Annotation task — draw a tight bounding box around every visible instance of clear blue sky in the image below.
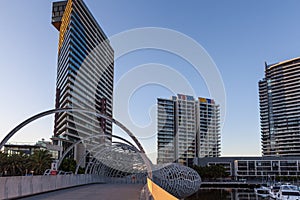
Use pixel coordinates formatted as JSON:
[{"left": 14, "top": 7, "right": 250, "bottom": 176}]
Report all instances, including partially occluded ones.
[{"left": 1, "top": 0, "right": 300, "bottom": 162}]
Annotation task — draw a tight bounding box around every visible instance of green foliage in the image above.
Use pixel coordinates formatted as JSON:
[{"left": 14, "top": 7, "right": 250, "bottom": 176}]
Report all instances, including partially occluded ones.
[
  {"left": 28, "top": 149, "right": 52, "bottom": 175},
  {"left": 7, "top": 153, "right": 30, "bottom": 176},
  {"left": 0, "top": 149, "right": 52, "bottom": 176},
  {"left": 60, "top": 158, "right": 85, "bottom": 174},
  {"left": 77, "top": 167, "right": 85, "bottom": 174},
  {"left": 192, "top": 165, "right": 229, "bottom": 181},
  {"left": 0, "top": 152, "right": 9, "bottom": 175},
  {"left": 60, "top": 158, "right": 77, "bottom": 172},
  {"left": 0, "top": 152, "right": 30, "bottom": 176}
]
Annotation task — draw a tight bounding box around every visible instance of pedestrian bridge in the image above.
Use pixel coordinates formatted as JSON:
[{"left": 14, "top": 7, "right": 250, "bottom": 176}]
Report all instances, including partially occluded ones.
[
  {"left": 0, "top": 174, "right": 103, "bottom": 199},
  {"left": 0, "top": 174, "right": 151, "bottom": 199},
  {"left": 0, "top": 174, "right": 182, "bottom": 200},
  {"left": 20, "top": 183, "right": 145, "bottom": 200},
  {"left": 0, "top": 108, "right": 201, "bottom": 200}
]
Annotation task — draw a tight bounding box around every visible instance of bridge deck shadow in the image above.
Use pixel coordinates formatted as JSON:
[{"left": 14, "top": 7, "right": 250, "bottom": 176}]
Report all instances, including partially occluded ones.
[{"left": 20, "top": 183, "right": 145, "bottom": 200}]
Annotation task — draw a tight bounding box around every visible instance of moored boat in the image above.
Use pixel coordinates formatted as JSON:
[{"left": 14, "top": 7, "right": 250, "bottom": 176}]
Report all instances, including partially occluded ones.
[
  {"left": 269, "top": 183, "right": 281, "bottom": 199},
  {"left": 254, "top": 186, "right": 270, "bottom": 198},
  {"left": 276, "top": 184, "right": 300, "bottom": 200}
]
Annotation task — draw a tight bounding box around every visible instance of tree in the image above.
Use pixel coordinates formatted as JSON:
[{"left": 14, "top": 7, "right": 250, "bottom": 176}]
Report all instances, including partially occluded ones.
[
  {"left": 60, "top": 158, "right": 77, "bottom": 172},
  {"left": 60, "top": 158, "right": 85, "bottom": 174},
  {"left": 192, "top": 165, "right": 229, "bottom": 181},
  {"left": 5, "top": 153, "right": 29, "bottom": 176},
  {"left": 28, "top": 149, "right": 52, "bottom": 175},
  {"left": 0, "top": 152, "right": 8, "bottom": 176}
]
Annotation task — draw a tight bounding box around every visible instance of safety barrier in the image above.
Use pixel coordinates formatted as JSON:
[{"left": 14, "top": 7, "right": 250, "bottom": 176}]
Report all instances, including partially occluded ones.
[{"left": 0, "top": 174, "right": 104, "bottom": 199}]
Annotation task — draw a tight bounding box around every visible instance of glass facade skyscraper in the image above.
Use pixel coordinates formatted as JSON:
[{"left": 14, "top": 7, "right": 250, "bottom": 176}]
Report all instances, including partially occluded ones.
[
  {"left": 157, "top": 94, "right": 220, "bottom": 165},
  {"left": 157, "top": 98, "right": 176, "bottom": 164},
  {"left": 51, "top": 0, "right": 114, "bottom": 159},
  {"left": 259, "top": 58, "right": 300, "bottom": 156}
]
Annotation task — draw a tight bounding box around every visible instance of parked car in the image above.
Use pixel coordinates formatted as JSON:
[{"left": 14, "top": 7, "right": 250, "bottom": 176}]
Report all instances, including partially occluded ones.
[{"left": 43, "top": 169, "right": 58, "bottom": 175}]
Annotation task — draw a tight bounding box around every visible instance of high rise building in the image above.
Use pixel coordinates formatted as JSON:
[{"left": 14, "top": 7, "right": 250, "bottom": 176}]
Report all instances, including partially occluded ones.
[
  {"left": 198, "top": 97, "right": 221, "bottom": 158},
  {"left": 259, "top": 57, "right": 300, "bottom": 156},
  {"left": 157, "top": 98, "right": 176, "bottom": 164},
  {"left": 51, "top": 0, "right": 114, "bottom": 160},
  {"left": 157, "top": 94, "right": 220, "bottom": 165}
]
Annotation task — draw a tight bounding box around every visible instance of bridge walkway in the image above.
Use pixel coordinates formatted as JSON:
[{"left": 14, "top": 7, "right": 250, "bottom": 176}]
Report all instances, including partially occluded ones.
[{"left": 20, "top": 183, "right": 144, "bottom": 200}]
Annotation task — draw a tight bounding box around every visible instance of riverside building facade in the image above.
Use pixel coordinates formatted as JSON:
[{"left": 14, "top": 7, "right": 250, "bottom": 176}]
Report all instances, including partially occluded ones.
[
  {"left": 51, "top": 0, "right": 114, "bottom": 160},
  {"left": 259, "top": 57, "right": 300, "bottom": 156},
  {"left": 157, "top": 94, "right": 220, "bottom": 165},
  {"left": 194, "top": 157, "right": 300, "bottom": 179}
]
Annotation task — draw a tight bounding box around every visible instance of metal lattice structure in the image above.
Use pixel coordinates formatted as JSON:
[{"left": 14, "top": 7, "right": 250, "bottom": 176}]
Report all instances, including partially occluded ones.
[
  {"left": 0, "top": 108, "right": 152, "bottom": 175},
  {"left": 81, "top": 143, "right": 147, "bottom": 178},
  {"left": 152, "top": 163, "right": 201, "bottom": 199},
  {"left": 0, "top": 108, "right": 202, "bottom": 198}
]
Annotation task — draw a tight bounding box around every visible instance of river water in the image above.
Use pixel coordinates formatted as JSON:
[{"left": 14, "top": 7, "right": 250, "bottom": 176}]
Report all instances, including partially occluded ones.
[{"left": 186, "top": 188, "right": 272, "bottom": 200}]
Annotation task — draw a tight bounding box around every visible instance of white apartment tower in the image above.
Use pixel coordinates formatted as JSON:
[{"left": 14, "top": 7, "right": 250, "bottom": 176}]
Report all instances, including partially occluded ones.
[{"left": 157, "top": 94, "right": 220, "bottom": 165}]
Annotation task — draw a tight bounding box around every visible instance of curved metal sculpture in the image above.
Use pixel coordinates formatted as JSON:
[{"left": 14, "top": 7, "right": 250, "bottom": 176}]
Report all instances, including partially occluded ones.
[
  {"left": 0, "top": 107, "right": 202, "bottom": 198},
  {"left": 152, "top": 163, "right": 201, "bottom": 199},
  {"left": 0, "top": 108, "right": 145, "bottom": 153},
  {"left": 0, "top": 108, "right": 153, "bottom": 178},
  {"left": 75, "top": 141, "right": 145, "bottom": 174},
  {"left": 57, "top": 134, "right": 137, "bottom": 170},
  {"left": 80, "top": 143, "right": 147, "bottom": 175}
]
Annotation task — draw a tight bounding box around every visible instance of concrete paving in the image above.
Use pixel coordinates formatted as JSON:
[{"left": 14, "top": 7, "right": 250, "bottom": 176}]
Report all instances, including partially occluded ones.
[{"left": 21, "top": 184, "right": 145, "bottom": 200}]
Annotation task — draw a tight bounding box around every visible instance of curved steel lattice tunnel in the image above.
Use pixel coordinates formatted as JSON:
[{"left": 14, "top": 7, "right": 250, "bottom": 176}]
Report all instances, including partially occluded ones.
[
  {"left": 0, "top": 108, "right": 201, "bottom": 199},
  {"left": 0, "top": 108, "right": 152, "bottom": 179},
  {"left": 55, "top": 133, "right": 147, "bottom": 177}
]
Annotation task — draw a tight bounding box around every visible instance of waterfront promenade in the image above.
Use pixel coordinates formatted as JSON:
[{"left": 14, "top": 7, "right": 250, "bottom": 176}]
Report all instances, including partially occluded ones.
[{"left": 20, "top": 184, "right": 144, "bottom": 200}]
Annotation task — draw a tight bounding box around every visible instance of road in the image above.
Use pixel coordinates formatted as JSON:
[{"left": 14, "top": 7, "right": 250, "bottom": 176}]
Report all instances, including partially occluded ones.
[{"left": 21, "top": 184, "right": 145, "bottom": 200}]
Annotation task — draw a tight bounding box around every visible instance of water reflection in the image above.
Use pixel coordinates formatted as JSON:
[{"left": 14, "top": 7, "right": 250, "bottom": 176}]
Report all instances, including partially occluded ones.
[{"left": 186, "top": 188, "right": 272, "bottom": 200}]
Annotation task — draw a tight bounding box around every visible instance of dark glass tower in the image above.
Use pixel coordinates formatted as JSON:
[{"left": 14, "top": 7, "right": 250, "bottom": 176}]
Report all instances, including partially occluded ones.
[
  {"left": 259, "top": 58, "right": 300, "bottom": 156},
  {"left": 157, "top": 98, "right": 176, "bottom": 164},
  {"left": 51, "top": 0, "right": 114, "bottom": 159}
]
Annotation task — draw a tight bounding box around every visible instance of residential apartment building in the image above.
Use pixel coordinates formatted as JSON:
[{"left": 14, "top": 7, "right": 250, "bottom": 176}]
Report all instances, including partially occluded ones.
[
  {"left": 51, "top": 0, "right": 114, "bottom": 160},
  {"left": 157, "top": 94, "right": 220, "bottom": 165},
  {"left": 198, "top": 97, "right": 221, "bottom": 158},
  {"left": 259, "top": 57, "right": 300, "bottom": 156},
  {"left": 4, "top": 139, "right": 60, "bottom": 159},
  {"left": 157, "top": 98, "right": 176, "bottom": 164}
]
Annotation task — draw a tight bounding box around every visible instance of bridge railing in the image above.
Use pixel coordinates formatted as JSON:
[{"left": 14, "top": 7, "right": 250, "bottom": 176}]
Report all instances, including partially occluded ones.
[{"left": 0, "top": 174, "right": 104, "bottom": 199}]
